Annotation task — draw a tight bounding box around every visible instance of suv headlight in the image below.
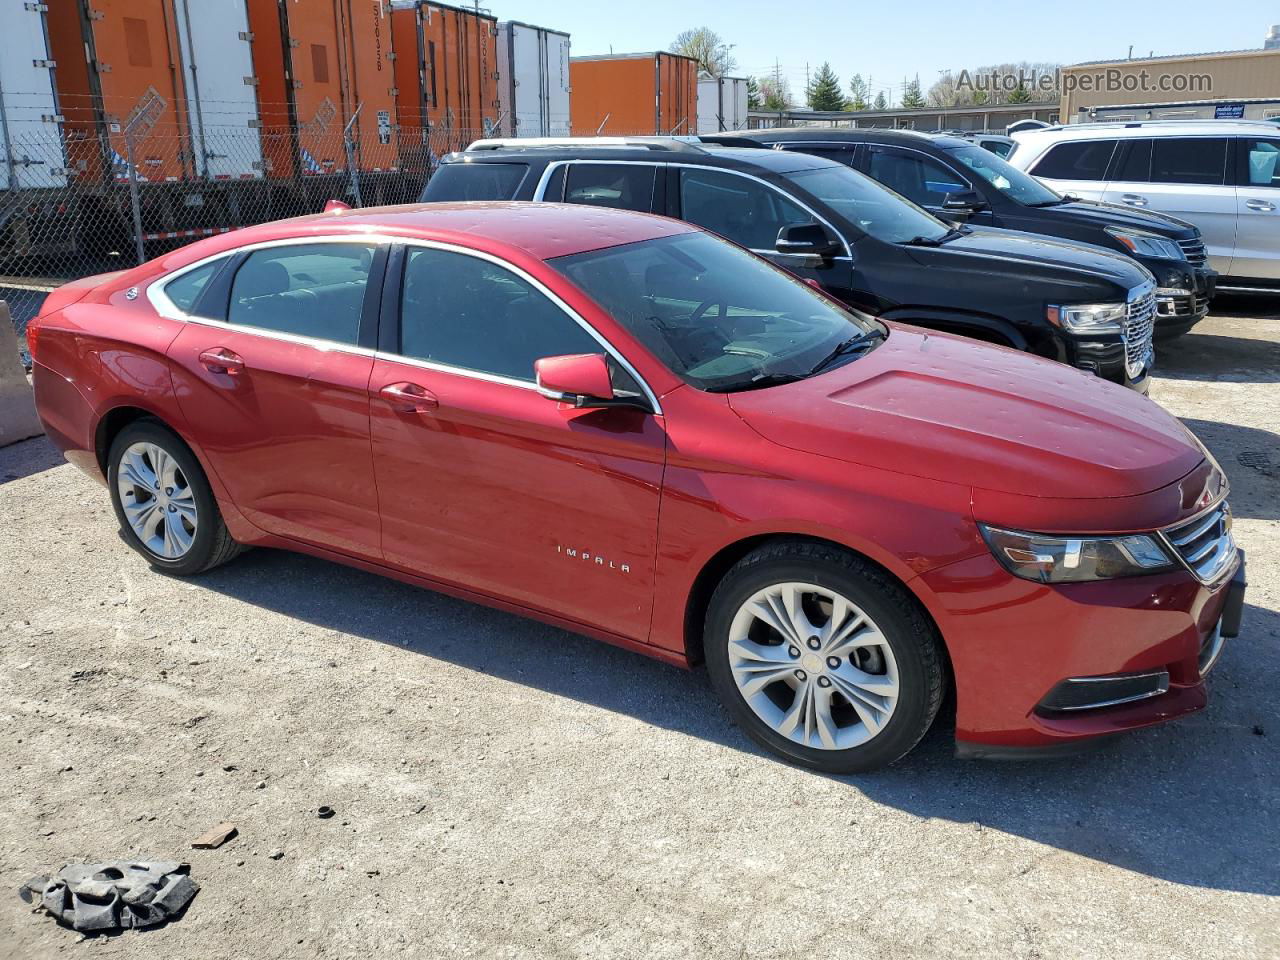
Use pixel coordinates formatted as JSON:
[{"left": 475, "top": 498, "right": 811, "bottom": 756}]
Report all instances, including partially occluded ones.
[
  {"left": 1046, "top": 301, "right": 1126, "bottom": 334},
  {"left": 979, "top": 525, "right": 1176, "bottom": 583},
  {"left": 1105, "top": 227, "right": 1185, "bottom": 261}
]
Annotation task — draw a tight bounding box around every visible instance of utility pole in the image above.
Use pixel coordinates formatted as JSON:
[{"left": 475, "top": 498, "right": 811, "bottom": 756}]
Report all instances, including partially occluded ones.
[{"left": 805, "top": 62, "right": 810, "bottom": 106}]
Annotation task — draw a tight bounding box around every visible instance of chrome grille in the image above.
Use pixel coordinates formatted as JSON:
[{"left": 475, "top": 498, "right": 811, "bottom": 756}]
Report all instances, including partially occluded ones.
[
  {"left": 1155, "top": 292, "right": 1211, "bottom": 318},
  {"left": 1161, "top": 501, "right": 1236, "bottom": 584},
  {"left": 1177, "top": 237, "right": 1207, "bottom": 264},
  {"left": 1123, "top": 289, "right": 1156, "bottom": 377}
]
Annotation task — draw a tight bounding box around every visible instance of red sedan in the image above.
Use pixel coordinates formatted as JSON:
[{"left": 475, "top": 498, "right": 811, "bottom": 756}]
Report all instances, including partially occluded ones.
[{"left": 27, "top": 202, "right": 1245, "bottom": 771}]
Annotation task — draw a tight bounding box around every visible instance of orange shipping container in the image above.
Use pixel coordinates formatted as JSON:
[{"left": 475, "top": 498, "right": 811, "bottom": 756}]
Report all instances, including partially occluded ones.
[
  {"left": 570, "top": 53, "right": 698, "bottom": 136},
  {"left": 390, "top": 0, "right": 499, "bottom": 156}
]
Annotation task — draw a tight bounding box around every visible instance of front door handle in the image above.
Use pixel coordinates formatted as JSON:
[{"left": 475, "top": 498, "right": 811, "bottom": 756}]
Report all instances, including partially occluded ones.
[
  {"left": 1246, "top": 198, "right": 1276, "bottom": 212},
  {"left": 198, "top": 347, "right": 245, "bottom": 376},
  {"left": 379, "top": 381, "right": 438, "bottom": 413},
  {"left": 1121, "top": 194, "right": 1149, "bottom": 207}
]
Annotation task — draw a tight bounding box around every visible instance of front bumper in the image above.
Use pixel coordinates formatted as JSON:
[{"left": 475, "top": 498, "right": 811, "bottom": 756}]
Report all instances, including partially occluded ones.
[
  {"left": 917, "top": 547, "right": 1244, "bottom": 756},
  {"left": 1065, "top": 334, "right": 1150, "bottom": 393},
  {"left": 1150, "top": 262, "right": 1217, "bottom": 338}
]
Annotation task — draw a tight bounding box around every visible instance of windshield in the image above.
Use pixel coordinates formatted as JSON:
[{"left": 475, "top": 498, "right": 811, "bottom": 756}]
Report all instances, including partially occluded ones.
[
  {"left": 551, "top": 232, "right": 885, "bottom": 393},
  {"left": 781, "top": 165, "right": 949, "bottom": 244},
  {"left": 946, "top": 145, "right": 1061, "bottom": 205}
]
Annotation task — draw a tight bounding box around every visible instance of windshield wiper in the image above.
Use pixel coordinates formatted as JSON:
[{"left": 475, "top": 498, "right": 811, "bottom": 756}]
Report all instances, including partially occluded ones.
[
  {"left": 707, "top": 372, "right": 807, "bottom": 393},
  {"left": 902, "top": 228, "right": 964, "bottom": 247},
  {"left": 1027, "top": 197, "right": 1070, "bottom": 207},
  {"left": 806, "top": 330, "right": 886, "bottom": 376}
]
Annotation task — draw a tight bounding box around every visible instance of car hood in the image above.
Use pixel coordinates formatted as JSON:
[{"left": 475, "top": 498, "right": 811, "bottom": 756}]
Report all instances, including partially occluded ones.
[
  {"left": 727, "top": 325, "right": 1203, "bottom": 500},
  {"left": 1044, "top": 198, "right": 1199, "bottom": 238},
  {"left": 913, "top": 227, "right": 1152, "bottom": 289}
]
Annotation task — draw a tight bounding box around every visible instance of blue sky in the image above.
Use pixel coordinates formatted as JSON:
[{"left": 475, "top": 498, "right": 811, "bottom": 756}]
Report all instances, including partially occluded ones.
[{"left": 501, "top": 0, "right": 1277, "bottom": 104}]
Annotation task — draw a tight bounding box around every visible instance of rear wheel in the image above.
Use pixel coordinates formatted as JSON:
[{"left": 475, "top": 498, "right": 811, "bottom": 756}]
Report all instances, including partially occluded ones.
[
  {"left": 107, "top": 420, "right": 243, "bottom": 575},
  {"left": 704, "top": 541, "right": 946, "bottom": 773}
]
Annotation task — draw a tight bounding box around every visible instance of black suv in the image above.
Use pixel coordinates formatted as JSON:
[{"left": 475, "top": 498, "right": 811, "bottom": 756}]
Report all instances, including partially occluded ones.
[
  {"left": 423, "top": 138, "right": 1158, "bottom": 391},
  {"left": 704, "top": 128, "right": 1216, "bottom": 338}
]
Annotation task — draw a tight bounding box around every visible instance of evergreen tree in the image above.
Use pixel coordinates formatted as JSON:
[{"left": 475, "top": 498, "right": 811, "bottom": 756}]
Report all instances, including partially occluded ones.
[
  {"left": 900, "top": 74, "right": 925, "bottom": 109},
  {"left": 807, "top": 62, "right": 845, "bottom": 111},
  {"left": 847, "top": 74, "right": 869, "bottom": 110},
  {"left": 873, "top": 90, "right": 888, "bottom": 111},
  {"left": 747, "top": 76, "right": 761, "bottom": 110},
  {"left": 1008, "top": 82, "right": 1033, "bottom": 104}
]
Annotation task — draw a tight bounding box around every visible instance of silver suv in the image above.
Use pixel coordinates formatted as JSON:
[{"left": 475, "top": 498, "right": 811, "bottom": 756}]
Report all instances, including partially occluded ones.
[{"left": 1009, "top": 120, "right": 1280, "bottom": 290}]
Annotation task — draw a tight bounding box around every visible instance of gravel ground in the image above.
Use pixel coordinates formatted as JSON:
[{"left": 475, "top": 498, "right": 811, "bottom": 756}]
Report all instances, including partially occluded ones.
[{"left": 1, "top": 305, "right": 1277, "bottom": 959}]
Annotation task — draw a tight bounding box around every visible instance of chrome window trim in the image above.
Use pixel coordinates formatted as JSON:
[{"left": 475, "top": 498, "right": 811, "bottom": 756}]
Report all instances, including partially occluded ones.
[
  {"left": 532, "top": 158, "right": 855, "bottom": 261},
  {"left": 145, "top": 233, "right": 663, "bottom": 416}
]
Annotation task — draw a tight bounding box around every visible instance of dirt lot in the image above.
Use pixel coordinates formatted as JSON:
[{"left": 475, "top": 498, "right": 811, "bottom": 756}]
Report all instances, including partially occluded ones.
[{"left": 1, "top": 305, "right": 1277, "bottom": 960}]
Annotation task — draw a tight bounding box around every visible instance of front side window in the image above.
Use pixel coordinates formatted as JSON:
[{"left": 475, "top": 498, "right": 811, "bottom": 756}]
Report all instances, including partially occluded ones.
[
  {"left": 564, "top": 164, "right": 656, "bottom": 211},
  {"left": 552, "top": 232, "right": 884, "bottom": 393},
  {"left": 398, "top": 247, "right": 600, "bottom": 382},
  {"left": 1240, "top": 137, "right": 1280, "bottom": 186},
  {"left": 162, "top": 258, "right": 225, "bottom": 312},
  {"left": 781, "top": 164, "right": 949, "bottom": 244},
  {"left": 947, "top": 145, "right": 1060, "bottom": 205},
  {"left": 228, "top": 243, "right": 373, "bottom": 345},
  {"left": 1150, "top": 138, "right": 1228, "bottom": 186},
  {"left": 1031, "top": 139, "right": 1117, "bottom": 181},
  {"left": 866, "top": 147, "right": 967, "bottom": 207},
  {"left": 679, "top": 168, "right": 812, "bottom": 250}
]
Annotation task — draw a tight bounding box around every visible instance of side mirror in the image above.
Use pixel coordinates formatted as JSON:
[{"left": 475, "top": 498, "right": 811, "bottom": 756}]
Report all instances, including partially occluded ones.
[
  {"left": 775, "top": 222, "right": 840, "bottom": 258},
  {"left": 942, "top": 190, "right": 986, "bottom": 215},
  {"left": 535, "top": 354, "right": 617, "bottom": 408}
]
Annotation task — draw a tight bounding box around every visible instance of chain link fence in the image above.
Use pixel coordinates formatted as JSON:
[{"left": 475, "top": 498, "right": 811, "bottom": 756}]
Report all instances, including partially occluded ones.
[{"left": 2, "top": 106, "right": 493, "bottom": 364}]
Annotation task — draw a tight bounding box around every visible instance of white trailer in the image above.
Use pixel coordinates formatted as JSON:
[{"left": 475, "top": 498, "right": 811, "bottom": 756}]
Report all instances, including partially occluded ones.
[
  {"left": 697, "top": 75, "right": 749, "bottom": 134},
  {"left": 0, "top": 2, "right": 66, "bottom": 191},
  {"left": 171, "top": 0, "right": 264, "bottom": 179},
  {"left": 496, "top": 21, "right": 571, "bottom": 138}
]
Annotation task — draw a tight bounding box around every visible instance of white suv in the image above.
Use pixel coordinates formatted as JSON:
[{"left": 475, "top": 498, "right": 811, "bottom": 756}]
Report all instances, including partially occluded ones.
[{"left": 1009, "top": 120, "right": 1280, "bottom": 289}]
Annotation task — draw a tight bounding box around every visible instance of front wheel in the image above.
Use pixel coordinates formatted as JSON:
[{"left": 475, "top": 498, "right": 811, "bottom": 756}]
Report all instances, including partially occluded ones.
[
  {"left": 107, "top": 420, "right": 244, "bottom": 576},
  {"left": 704, "top": 542, "right": 946, "bottom": 773}
]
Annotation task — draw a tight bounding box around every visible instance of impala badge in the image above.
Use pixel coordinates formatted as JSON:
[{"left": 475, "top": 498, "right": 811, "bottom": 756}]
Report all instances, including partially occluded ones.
[{"left": 557, "top": 544, "right": 630, "bottom": 573}]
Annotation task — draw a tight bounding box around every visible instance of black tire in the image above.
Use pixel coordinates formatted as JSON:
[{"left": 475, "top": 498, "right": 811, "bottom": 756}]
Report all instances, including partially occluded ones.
[
  {"left": 704, "top": 540, "right": 947, "bottom": 773},
  {"left": 107, "top": 420, "right": 245, "bottom": 576}
]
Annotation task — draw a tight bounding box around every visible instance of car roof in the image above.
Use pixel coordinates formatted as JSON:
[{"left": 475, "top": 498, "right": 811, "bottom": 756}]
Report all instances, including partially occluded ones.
[
  {"left": 173, "top": 202, "right": 697, "bottom": 264},
  {"left": 1011, "top": 119, "right": 1277, "bottom": 143},
  {"left": 445, "top": 140, "right": 837, "bottom": 174},
  {"left": 704, "top": 127, "right": 973, "bottom": 150}
]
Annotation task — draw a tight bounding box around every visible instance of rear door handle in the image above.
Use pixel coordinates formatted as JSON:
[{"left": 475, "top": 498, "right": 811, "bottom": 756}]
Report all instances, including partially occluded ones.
[
  {"left": 1245, "top": 198, "right": 1276, "bottom": 212},
  {"left": 1121, "top": 194, "right": 1148, "bottom": 207},
  {"left": 198, "top": 347, "right": 245, "bottom": 376},
  {"left": 379, "top": 381, "right": 438, "bottom": 413}
]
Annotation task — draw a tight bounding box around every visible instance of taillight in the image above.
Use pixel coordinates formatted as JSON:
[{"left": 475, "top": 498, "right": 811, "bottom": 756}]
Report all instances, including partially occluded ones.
[{"left": 24, "top": 314, "right": 43, "bottom": 362}]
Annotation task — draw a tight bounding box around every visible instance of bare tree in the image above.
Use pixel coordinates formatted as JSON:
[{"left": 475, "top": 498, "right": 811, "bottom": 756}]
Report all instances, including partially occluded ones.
[{"left": 671, "top": 27, "right": 737, "bottom": 77}]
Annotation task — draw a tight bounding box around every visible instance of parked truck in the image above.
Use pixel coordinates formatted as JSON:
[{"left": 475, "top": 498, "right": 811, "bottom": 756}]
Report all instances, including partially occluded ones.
[
  {"left": 496, "top": 21, "right": 571, "bottom": 138},
  {"left": 696, "top": 74, "right": 749, "bottom": 133},
  {"left": 569, "top": 52, "right": 698, "bottom": 136}
]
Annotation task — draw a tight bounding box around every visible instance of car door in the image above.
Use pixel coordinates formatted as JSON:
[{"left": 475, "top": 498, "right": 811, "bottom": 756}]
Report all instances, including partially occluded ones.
[
  {"left": 672, "top": 165, "right": 853, "bottom": 293},
  {"left": 1232, "top": 134, "right": 1280, "bottom": 280},
  {"left": 1025, "top": 138, "right": 1117, "bottom": 201},
  {"left": 862, "top": 144, "right": 995, "bottom": 226},
  {"left": 1101, "top": 137, "right": 1237, "bottom": 274},
  {"left": 165, "top": 239, "right": 385, "bottom": 558},
  {"left": 367, "top": 242, "right": 667, "bottom": 640}
]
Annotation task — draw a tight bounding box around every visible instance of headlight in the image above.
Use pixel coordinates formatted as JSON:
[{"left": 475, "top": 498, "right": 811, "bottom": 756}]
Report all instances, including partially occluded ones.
[
  {"left": 1046, "top": 301, "right": 1126, "bottom": 334},
  {"left": 1105, "top": 227, "right": 1185, "bottom": 261},
  {"left": 979, "top": 525, "right": 1176, "bottom": 583}
]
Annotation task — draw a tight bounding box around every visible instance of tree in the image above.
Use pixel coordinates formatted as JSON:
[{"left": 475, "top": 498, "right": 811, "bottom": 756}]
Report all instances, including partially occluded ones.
[
  {"left": 900, "top": 74, "right": 925, "bottom": 109},
  {"left": 1008, "top": 82, "right": 1033, "bottom": 104},
  {"left": 759, "top": 68, "right": 793, "bottom": 111},
  {"left": 670, "top": 27, "right": 736, "bottom": 77},
  {"left": 847, "top": 74, "right": 870, "bottom": 111},
  {"left": 873, "top": 90, "right": 888, "bottom": 111},
  {"left": 746, "top": 76, "right": 761, "bottom": 110},
  {"left": 807, "top": 62, "right": 845, "bottom": 111}
]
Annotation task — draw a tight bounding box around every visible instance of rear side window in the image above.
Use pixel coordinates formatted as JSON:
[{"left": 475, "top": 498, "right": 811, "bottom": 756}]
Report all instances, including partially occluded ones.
[
  {"left": 1240, "top": 137, "right": 1280, "bottom": 186},
  {"left": 790, "top": 146, "right": 856, "bottom": 166},
  {"left": 228, "top": 243, "right": 373, "bottom": 345},
  {"left": 1150, "top": 138, "right": 1228, "bottom": 185},
  {"left": 1114, "top": 139, "right": 1152, "bottom": 181},
  {"left": 564, "top": 164, "right": 656, "bottom": 211},
  {"left": 162, "top": 259, "right": 224, "bottom": 313},
  {"left": 423, "top": 162, "right": 528, "bottom": 201},
  {"left": 1031, "top": 140, "right": 1117, "bottom": 181},
  {"left": 398, "top": 247, "right": 600, "bottom": 381}
]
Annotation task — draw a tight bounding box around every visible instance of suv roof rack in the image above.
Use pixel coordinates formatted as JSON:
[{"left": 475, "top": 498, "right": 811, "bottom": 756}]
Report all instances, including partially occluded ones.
[
  {"left": 1030, "top": 118, "right": 1280, "bottom": 134},
  {"left": 466, "top": 136, "right": 707, "bottom": 153}
]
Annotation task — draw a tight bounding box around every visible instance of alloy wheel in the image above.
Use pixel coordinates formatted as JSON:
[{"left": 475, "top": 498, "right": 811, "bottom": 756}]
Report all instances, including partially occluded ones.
[{"left": 116, "top": 441, "right": 199, "bottom": 560}]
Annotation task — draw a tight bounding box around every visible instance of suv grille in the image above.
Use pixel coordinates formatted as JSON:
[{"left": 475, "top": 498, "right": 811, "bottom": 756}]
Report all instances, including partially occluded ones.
[
  {"left": 1161, "top": 501, "right": 1236, "bottom": 584},
  {"left": 1123, "top": 289, "right": 1156, "bottom": 378},
  {"left": 1177, "top": 237, "right": 1207, "bottom": 264}
]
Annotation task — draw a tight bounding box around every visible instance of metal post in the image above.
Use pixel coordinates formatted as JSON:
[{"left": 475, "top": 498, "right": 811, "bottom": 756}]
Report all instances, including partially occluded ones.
[
  {"left": 125, "top": 134, "right": 145, "bottom": 265},
  {"left": 343, "top": 103, "right": 364, "bottom": 208}
]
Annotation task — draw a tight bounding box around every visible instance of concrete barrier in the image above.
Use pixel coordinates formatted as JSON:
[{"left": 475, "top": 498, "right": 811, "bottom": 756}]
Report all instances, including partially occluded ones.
[{"left": 0, "top": 301, "right": 45, "bottom": 447}]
